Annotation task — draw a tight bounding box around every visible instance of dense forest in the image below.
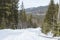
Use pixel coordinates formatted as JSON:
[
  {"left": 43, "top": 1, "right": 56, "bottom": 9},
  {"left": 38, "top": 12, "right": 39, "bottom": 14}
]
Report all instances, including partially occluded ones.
[
  {"left": 0, "top": 0, "right": 37, "bottom": 29},
  {"left": 0, "top": 0, "right": 60, "bottom": 37}
]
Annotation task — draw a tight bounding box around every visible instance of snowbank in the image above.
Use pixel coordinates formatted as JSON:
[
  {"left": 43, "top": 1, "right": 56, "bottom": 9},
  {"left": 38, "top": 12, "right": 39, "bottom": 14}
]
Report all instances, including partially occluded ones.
[{"left": 0, "top": 27, "right": 60, "bottom": 40}]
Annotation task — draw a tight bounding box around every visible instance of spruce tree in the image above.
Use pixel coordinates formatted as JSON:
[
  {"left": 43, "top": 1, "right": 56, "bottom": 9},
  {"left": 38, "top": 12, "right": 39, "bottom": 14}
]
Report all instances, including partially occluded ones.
[
  {"left": 42, "top": 0, "right": 57, "bottom": 34},
  {"left": 0, "top": 0, "right": 19, "bottom": 29},
  {"left": 0, "top": 0, "right": 12, "bottom": 28},
  {"left": 11, "top": 0, "right": 19, "bottom": 29},
  {"left": 20, "top": 2, "right": 27, "bottom": 22},
  {"left": 0, "top": 0, "right": 3, "bottom": 28},
  {"left": 27, "top": 14, "right": 37, "bottom": 28},
  {"left": 19, "top": 2, "right": 27, "bottom": 28},
  {"left": 53, "top": 3, "right": 59, "bottom": 36},
  {"left": 27, "top": 14, "right": 33, "bottom": 27}
]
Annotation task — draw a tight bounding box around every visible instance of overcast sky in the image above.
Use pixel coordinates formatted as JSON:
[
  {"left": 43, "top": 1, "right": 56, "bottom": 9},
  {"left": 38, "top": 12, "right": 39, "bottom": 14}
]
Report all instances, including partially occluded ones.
[{"left": 19, "top": 0, "right": 59, "bottom": 9}]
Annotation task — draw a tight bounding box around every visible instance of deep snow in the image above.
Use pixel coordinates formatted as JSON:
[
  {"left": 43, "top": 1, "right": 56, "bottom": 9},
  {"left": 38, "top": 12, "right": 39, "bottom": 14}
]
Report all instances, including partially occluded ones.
[{"left": 0, "top": 27, "right": 60, "bottom": 40}]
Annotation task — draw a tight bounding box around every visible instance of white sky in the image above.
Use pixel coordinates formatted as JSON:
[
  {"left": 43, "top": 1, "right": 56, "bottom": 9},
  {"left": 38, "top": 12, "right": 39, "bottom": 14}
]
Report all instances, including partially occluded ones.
[{"left": 19, "top": 0, "right": 59, "bottom": 9}]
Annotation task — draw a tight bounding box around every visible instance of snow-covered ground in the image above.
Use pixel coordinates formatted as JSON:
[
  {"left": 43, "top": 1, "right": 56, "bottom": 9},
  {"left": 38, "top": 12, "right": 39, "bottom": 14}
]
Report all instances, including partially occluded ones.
[{"left": 0, "top": 27, "right": 60, "bottom": 40}]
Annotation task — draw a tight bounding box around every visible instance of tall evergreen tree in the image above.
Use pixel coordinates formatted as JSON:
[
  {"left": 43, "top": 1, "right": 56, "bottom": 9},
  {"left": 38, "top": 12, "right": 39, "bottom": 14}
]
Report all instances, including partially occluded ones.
[
  {"left": 19, "top": 2, "right": 27, "bottom": 28},
  {"left": 11, "top": 0, "right": 19, "bottom": 29},
  {"left": 53, "top": 3, "right": 59, "bottom": 36},
  {"left": 0, "top": 0, "right": 4, "bottom": 28},
  {"left": 20, "top": 2, "right": 27, "bottom": 22},
  {"left": 0, "top": 0, "right": 12, "bottom": 28},
  {"left": 42, "top": 0, "right": 57, "bottom": 34},
  {"left": 27, "top": 14, "right": 33, "bottom": 27},
  {"left": 0, "top": 0, "right": 19, "bottom": 29}
]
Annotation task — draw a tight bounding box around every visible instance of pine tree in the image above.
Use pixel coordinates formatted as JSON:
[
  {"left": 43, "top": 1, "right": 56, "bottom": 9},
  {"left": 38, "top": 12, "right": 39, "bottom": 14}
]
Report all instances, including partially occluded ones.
[
  {"left": 11, "top": 0, "right": 19, "bottom": 29},
  {"left": 20, "top": 2, "right": 27, "bottom": 22},
  {"left": 0, "top": 0, "right": 19, "bottom": 29},
  {"left": 42, "top": 0, "right": 57, "bottom": 34},
  {"left": 0, "top": 0, "right": 12, "bottom": 28},
  {"left": 19, "top": 2, "right": 27, "bottom": 28},
  {"left": 27, "top": 14, "right": 37, "bottom": 28},
  {"left": 27, "top": 14, "right": 33, "bottom": 27},
  {"left": 53, "top": 3, "right": 59, "bottom": 36},
  {"left": 0, "top": 0, "right": 3, "bottom": 28}
]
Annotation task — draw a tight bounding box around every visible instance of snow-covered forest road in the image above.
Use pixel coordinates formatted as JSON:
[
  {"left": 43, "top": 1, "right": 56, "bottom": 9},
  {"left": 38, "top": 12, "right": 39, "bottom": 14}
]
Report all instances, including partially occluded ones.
[{"left": 0, "top": 27, "right": 60, "bottom": 40}]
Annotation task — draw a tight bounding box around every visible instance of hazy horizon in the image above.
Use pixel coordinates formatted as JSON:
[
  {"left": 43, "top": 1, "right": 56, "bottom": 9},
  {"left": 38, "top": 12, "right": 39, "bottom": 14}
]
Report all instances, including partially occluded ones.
[{"left": 19, "top": 0, "right": 59, "bottom": 9}]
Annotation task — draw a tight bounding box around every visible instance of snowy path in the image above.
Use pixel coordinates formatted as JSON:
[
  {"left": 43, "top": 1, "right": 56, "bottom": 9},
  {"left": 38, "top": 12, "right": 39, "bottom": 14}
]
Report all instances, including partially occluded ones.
[{"left": 0, "top": 27, "right": 60, "bottom": 40}]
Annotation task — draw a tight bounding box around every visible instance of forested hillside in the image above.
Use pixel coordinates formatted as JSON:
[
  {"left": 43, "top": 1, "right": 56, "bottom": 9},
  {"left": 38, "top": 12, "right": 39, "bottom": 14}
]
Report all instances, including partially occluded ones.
[{"left": 25, "top": 6, "right": 48, "bottom": 15}]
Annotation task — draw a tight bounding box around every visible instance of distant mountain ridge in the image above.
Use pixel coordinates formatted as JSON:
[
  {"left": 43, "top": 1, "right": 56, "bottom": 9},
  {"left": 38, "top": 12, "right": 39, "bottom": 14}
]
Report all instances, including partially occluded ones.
[{"left": 25, "top": 6, "right": 48, "bottom": 15}]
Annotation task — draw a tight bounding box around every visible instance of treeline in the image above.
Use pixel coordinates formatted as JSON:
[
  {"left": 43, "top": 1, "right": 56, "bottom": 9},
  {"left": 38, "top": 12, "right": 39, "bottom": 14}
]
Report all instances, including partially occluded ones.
[
  {"left": 0, "top": 0, "right": 37, "bottom": 29},
  {"left": 42, "top": 0, "right": 59, "bottom": 36},
  {"left": 18, "top": 2, "right": 37, "bottom": 29}
]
